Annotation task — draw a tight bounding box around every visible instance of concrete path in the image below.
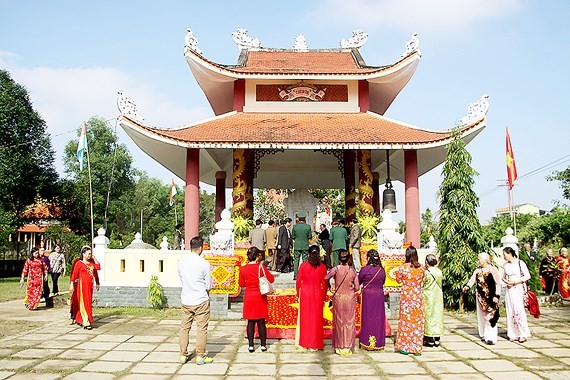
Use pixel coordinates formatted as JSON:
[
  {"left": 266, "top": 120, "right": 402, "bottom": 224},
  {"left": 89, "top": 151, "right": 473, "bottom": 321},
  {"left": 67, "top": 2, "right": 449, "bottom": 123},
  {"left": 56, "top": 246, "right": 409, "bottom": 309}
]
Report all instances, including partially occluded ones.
[{"left": 0, "top": 298, "right": 569, "bottom": 379}]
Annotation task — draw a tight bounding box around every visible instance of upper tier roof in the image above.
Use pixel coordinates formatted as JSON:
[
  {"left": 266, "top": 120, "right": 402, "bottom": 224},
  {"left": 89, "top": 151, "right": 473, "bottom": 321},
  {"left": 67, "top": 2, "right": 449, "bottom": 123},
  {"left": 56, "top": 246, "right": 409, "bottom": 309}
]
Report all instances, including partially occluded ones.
[{"left": 183, "top": 30, "right": 421, "bottom": 115}]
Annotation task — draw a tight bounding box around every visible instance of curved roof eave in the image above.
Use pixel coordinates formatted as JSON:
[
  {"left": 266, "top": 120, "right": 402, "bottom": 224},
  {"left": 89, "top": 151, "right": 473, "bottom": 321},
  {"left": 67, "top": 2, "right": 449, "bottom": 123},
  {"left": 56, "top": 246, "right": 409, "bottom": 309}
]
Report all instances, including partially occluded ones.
[
  {"left": 119, "top": 114, "right": 485, "bottom": 185},
  {"left": 119, "top": 113, "right": 485, "bottom": 151},
  {"left": 184, "top": 50, "right": 421, "bottom": 115}
]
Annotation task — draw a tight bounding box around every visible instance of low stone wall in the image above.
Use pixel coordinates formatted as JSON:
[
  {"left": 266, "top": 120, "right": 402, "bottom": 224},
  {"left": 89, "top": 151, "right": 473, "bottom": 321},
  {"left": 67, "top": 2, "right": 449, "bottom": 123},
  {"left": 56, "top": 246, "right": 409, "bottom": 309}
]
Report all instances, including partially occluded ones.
[{"left": 93, "top": 286, "right": 230, "bottom": 319}]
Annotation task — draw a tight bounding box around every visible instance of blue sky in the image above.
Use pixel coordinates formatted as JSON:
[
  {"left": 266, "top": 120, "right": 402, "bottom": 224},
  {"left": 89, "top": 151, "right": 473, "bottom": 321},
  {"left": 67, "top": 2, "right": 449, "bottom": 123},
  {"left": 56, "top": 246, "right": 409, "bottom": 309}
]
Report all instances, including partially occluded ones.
[{"left": 1, "top": 0, "right": 569, "bottom": 224}]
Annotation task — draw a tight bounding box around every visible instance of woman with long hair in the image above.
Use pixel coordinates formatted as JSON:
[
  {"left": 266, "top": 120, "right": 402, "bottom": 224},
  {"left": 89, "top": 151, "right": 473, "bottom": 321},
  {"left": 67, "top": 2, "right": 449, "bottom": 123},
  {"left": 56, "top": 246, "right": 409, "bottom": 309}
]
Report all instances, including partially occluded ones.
[
  {"left": 69, "top": 246, "right": 100, "bottom": 329},
  {"left": 325, "top": 249, "right": 359, "bottom": 356},
  {"left": 463, "top": 252, "right": 501, "bottom": 345},
  {"left": 395, "top": 246, "right": 425, "bottom": 356},
  {"left": 296, "top": 245, "right": 328, "bottom": 350},
  {"left": 502, "top": 246, "right": 531, "bottom": 342},
  {"left": 422, "top": 254, "right": 444, "bottom": 347},
  {"left": 358, "top": 249, "right": 386, "bottom": 350},
  {"left": 238, "top": 247, "right": 275, "bottom": 353},
  {"left": 20, "top": 248, "right": 48, "bottom": 310}
]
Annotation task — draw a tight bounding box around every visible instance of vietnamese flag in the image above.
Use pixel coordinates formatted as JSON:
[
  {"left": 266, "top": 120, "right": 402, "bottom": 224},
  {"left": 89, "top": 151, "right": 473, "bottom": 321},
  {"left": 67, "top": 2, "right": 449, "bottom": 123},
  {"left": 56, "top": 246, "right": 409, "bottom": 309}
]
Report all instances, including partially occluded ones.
[{"left": 506, "top": 127, "right": 518, "bottom": 190}]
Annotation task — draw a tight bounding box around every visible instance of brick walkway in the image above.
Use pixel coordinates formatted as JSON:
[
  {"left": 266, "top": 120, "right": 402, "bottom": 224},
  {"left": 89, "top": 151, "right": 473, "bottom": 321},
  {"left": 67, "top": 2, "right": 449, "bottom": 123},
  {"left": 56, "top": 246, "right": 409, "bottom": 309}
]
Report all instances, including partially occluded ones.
[{"left": 0, "top": 298, "right": 569, "bottom": 379}]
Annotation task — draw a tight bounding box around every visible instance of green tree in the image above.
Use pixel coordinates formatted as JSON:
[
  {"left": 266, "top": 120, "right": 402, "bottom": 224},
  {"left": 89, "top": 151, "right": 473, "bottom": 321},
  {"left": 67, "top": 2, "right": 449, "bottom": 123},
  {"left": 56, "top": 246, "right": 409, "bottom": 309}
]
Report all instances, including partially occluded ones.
[
  {"left": 437, "top": 130, "right": 485, "bottom": 310},
  {"left": 420, "top": 208, "right": 436, "bottom": 247},
  {"left": 547, "top": 166, "right": 570, "bottom": 200},
  {"left": 253, "top": 188, "right": 287, "bottom": 223},
  {"left": 62, "top": 117, "right": 136, "bottom": 237},
  {"left": 0, "top": 70, "right": 58, "bottom": 236},
  {"left": 308, "top": 189, "right": 345, "bottom": 220}
]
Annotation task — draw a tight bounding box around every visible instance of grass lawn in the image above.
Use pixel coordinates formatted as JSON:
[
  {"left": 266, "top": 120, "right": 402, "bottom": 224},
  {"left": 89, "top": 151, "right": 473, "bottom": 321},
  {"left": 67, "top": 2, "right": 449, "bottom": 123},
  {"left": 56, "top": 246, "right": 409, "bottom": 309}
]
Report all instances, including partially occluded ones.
[
  {"left": 0, "top": 320, "right": 43, "bottom": 339},
  {"left": 94, "top": 306, "right": 180, "bottom": 319},
  {"left": 0, "top": 275, "right": 71, "bottom": 303}
]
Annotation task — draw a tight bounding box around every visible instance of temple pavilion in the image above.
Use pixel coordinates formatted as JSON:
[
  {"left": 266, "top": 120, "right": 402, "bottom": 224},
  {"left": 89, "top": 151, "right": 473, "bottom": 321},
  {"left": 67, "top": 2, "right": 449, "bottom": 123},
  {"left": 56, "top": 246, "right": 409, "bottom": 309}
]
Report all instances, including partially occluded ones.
[{"left": 117, "top": 29, "right": 489, "bottom": 248}]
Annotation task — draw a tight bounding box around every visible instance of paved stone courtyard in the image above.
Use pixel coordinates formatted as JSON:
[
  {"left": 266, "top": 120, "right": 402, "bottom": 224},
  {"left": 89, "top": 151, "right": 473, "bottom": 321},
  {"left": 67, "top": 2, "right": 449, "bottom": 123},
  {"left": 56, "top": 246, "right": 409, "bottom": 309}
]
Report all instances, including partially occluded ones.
[{"left": 0, "top": 299, "right": 569, "bottom": 380}]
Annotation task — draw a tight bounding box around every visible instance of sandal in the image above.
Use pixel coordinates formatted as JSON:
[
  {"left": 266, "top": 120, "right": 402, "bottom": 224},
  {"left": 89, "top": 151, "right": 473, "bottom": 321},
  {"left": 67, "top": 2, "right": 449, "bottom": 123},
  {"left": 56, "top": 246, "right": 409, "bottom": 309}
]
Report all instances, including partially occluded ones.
[
  {"left": 248, "top": 346, "right": 255, "bottom": 353},
  {"left": 260, "top": 346, "right": 267, "bottom": 352}
]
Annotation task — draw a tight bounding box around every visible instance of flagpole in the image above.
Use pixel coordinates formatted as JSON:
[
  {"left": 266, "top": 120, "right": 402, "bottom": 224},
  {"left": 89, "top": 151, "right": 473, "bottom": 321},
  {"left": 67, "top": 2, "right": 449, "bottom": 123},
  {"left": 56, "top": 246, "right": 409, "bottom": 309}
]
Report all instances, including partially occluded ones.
[
  {"left": 85, "top": 129, "right": 95, "bottom": 246},
  {"left": 510, "top": 187, "right": 517, "bottom": 236},
  {"left": 174, "top": 203, "right": 178, "bottom": 225}
]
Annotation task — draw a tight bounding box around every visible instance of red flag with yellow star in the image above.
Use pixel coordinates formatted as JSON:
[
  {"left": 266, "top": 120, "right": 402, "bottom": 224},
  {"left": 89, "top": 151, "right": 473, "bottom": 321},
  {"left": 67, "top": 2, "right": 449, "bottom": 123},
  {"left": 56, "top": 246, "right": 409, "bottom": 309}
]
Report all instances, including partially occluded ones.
[{"left": 506, "top": 127, "right": 518, "bottom": 190}]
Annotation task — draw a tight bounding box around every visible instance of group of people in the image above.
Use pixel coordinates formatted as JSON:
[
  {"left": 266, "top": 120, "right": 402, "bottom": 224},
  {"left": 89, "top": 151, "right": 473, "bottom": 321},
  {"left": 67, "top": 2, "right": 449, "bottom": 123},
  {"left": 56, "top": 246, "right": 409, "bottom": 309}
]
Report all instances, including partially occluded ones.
[
  {"left": 19, "top": 245, "right": 66, "bottom": 310},
  {"left": 235, "top": 242, "right": 444, "bottom": 357},
  {"left": 539, "top": 247, "right": 570, "bottom": 298},
  {"left": 248, "top": 216, "right": 363, "bottom": 280},
  {"left": 462, "top": 245, "right": 559, "bottom": 346},
  {"left": 19, "top": 244, "right": 101, "bottom": 330}
]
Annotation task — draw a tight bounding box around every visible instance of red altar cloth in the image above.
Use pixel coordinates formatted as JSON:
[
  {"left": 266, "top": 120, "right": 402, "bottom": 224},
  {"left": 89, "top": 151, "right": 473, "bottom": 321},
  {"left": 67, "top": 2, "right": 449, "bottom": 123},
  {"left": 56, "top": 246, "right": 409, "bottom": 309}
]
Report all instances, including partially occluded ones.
[{"left": 263, "top": 289, "right": 392, "bottom": 339}]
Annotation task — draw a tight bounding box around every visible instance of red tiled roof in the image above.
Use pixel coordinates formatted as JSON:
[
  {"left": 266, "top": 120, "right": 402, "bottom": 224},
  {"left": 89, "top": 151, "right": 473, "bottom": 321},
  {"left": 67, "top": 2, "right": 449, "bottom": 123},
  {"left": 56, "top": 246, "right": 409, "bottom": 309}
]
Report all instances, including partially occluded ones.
[
  {"left": 233, "top": 51, "right": 382, "bottom": 74},
  {"left": 130, "top": 112, "right": 479, "bottom": 146}
]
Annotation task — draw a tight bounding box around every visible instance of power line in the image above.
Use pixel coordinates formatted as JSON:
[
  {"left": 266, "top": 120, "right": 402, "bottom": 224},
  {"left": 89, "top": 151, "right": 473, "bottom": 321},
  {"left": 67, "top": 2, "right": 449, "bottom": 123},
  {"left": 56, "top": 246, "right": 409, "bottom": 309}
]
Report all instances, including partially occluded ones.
[
  {"left": 0, "top": 116, "right": 119, "bottom": 152},
  {"left": 478, "top": 154, "right": 570, "bottom": 198}
]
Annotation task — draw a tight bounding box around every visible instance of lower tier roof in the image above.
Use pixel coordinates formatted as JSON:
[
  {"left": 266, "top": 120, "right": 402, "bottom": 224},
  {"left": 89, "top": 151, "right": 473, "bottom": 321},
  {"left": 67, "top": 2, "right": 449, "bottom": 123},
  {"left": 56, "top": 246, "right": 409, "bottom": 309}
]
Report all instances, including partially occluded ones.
[{"left": 119, "top": 112, "right": 485, "bottom": 188}]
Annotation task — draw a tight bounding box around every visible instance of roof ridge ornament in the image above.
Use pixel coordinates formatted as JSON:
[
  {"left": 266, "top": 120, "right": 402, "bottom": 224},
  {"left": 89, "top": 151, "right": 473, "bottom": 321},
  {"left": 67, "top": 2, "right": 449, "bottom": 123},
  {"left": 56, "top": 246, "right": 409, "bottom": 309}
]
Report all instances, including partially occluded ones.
[
  {"left": 340, "top": 29, "right": 368, "bottom": 49},
  {"left": 184, "top": 28, "right": 202, "bottom": 55},
  {"left": 117, "top": 91, "right": 143, "bottom": 122},
  {"left": 456, "top": 94, "right": 490, "bottom": 126},
  {"left": 403, "top": 32, "right": 421, "bottom": 57},
  {"left": 293, "top": 34, "right": 308, "bottom": 52},
  {"left": 231, "top": 28, "right": 261, "bottom": 52}
]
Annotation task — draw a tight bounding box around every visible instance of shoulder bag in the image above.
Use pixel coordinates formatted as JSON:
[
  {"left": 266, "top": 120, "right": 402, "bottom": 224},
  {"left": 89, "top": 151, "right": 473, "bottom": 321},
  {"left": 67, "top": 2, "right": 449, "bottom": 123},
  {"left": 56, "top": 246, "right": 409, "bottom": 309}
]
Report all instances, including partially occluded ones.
[{"left": 258, "top": 264, "right": 274, "bottom": 295}]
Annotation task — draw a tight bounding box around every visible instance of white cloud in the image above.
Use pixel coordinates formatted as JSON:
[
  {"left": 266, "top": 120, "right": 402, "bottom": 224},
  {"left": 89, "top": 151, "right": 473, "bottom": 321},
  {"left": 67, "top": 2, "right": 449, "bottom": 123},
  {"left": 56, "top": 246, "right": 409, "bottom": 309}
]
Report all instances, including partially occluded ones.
[
  {"left": 309, "top": 0, "right": 523, "bottom": 35},
  {"left": 0, "top": 52, "right": 211, "bottom": 183}
]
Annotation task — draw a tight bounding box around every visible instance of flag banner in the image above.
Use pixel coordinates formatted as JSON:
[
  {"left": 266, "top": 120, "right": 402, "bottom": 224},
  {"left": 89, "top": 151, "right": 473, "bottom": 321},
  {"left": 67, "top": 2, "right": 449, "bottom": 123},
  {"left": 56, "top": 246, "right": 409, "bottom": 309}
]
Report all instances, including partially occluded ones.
[
  {"left": 506, "top": 127, "right": 518, "bottom": 190},
  {"left": 169, "top": 179, "right": 178, "bottom": 206},
  {"left": 77, "top": 124, "right": 88, "bottom": 171}
]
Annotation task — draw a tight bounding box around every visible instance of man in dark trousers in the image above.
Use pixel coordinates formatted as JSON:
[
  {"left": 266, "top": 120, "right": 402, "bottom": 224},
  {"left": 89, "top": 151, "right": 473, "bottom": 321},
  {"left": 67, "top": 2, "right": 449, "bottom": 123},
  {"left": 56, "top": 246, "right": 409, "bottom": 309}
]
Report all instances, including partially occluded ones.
[
  {"left": 174, "top": 223, "right": 184, "bottom": 250},
  {"left": 291, "top": 212, "right": 312, "bottom": 280},
  {"left": 277, "top": 218, "right": 292, "bottom": 273}
]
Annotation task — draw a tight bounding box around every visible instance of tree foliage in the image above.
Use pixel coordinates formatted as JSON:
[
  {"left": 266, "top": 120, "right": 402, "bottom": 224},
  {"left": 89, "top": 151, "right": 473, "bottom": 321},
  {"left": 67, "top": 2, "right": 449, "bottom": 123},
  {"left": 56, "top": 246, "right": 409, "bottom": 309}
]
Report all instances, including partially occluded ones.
[
  {"left": 0, "top": 70, "right": 58, "bottom": 230},
  {"left": 420, "top": 208, "right": 436, "bottom": 247},
  {"left": 548, "top": 166, "right": 570, "bottom": 200},
  {"left": 437, "top": 130, "right": 485, "bottom": 310},
  {"left": 62, "top": 117, "right": 136, "bottom": 236},
  {"left": 253, "top": 188, "right": 287, "bottom": 224},
  {"left": 308, "top": 189, "right": 345, "bottom": 220}
]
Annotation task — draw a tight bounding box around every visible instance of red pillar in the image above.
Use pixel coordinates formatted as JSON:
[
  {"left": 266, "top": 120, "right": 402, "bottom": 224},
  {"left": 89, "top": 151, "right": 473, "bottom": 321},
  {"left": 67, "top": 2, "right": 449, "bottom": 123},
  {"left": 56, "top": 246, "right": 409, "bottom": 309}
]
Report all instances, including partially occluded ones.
[
  {"left": 372, "top": 172, "right": 380, "bottom": 215},
  {"left": 215, "top": 171, "right": 226, "bottom": 222},
  {"left": 404, "top": 150, "right": 420, "bottom": 247},
  {"left": 233, "top": 79, "right": 245, "bottom": 112},
  {"left": 185, "top": 148, "right": 200, "bottom": 248},
  {"left": 358, "top": 80, "right": 370, "bottom": 113}
]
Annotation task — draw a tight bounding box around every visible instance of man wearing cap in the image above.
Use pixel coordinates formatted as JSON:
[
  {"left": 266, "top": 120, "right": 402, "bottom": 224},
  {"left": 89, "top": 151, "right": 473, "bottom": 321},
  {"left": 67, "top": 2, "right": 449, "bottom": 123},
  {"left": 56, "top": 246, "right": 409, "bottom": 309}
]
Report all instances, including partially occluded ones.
[
  {"left": 349, "top": 218, "right": 362, "bottom": 271},
  {"left": 330, "top": 219, "right": 348, "bottom": 267},
  {"left": 291, "top": 212, "right": 312, "bottom": 280}
]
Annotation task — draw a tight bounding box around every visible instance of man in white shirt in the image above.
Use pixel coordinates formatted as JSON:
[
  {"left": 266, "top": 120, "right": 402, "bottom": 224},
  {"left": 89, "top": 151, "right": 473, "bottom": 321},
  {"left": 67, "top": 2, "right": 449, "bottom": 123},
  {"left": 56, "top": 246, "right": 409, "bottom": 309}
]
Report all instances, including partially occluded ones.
[{"left": 178, "top": 236, "right": 213, "bottom": 365}]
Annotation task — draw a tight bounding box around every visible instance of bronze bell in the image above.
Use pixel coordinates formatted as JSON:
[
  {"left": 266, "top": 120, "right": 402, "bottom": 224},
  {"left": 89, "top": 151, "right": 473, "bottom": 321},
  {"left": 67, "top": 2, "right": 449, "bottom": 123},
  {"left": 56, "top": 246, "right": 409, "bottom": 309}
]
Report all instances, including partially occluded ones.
[{"left": 382, "top": 182, "right": 397, "bottom": 212}]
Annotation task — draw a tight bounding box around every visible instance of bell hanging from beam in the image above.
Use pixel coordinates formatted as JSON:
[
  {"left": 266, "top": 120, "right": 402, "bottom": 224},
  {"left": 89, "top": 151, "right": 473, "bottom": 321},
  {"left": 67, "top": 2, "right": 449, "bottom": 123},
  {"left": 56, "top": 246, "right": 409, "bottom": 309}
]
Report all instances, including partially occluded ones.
[
  {"left": 382, "top": 181, "right": 397, "bottom": 212},
  {"left": 382, "top": 149, "right": 397, "bottom": 212}
]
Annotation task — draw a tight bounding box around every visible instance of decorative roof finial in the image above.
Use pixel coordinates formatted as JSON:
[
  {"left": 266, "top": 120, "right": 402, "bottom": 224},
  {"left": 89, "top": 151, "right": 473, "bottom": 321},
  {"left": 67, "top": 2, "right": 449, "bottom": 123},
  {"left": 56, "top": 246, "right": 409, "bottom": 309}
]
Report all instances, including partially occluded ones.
[
  {"left": 117, "top": 91, "right": 143, "bottom": 122},
  {"left": 293, "top": 34, "right": 308, "bottom": 52},
  {"left": 184, "top": 28, "right": 202, "bottom": 55},
  {"left": 403, "top": 32, "right": 421, "bottom": 57},
  {"left": 340, "top": 29, "right": 368, "bottom": 49},
  {"left": 456, "top": 94, "right": 490, "bottom": 126},
  {"left": 231, "top": 28, "right": 261, "bottom": 52}
]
